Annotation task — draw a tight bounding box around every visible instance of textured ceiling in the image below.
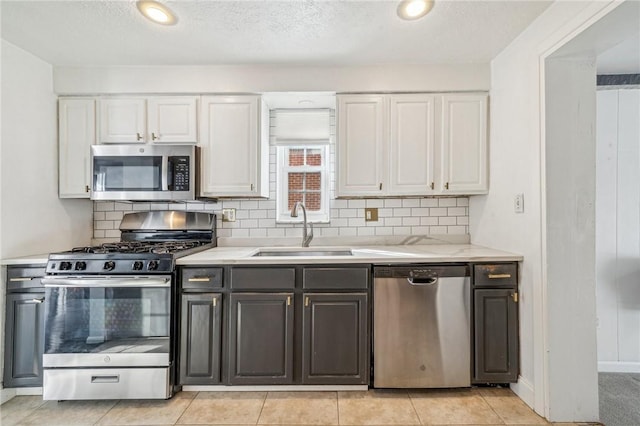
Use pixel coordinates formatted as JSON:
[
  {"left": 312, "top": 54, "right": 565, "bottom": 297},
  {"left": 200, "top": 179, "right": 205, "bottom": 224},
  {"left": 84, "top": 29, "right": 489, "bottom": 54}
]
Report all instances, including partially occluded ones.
[{"left": 1, "top": 0, "right": 553, "bottom": 66}]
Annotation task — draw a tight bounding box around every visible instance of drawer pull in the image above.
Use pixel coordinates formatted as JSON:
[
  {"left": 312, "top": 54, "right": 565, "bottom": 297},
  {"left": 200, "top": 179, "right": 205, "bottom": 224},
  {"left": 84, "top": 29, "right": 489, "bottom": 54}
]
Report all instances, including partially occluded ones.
[
  {"left": 31, "top": 297, "right": 45, "bottom": 304},
  {"left": 188, "top": 277, "right": 211, "bottom": 282},
  {"left": 488, "top": 274, "right": 512, "bottom": 279},
  {"left": 91, "top": 375, "right": 119, "bottom": 383},
  {"left": 9, "top": 277, "right": 35, "bottom": 282}
]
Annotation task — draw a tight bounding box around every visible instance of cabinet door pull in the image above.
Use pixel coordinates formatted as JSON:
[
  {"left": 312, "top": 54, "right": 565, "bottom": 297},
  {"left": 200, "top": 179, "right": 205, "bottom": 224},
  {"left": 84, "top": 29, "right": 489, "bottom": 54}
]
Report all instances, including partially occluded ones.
[
  {"left": 9, "top": 277, "right": 34, "bottom": 282},
  {"left": 151, "top": 132, "right": 158, "bottom": 141},
  {"left": 212, "top": 297, "right": 217, "bottom": 307},
  {"left": 444, "top": 182, "right": 449, "bottom": 190},
  {"left": 31, "top": 297, "right": 45, "bottom": 304},
  {"left": 287, "top": 296, "right": 291, "bottom": 306},
  {"left": 379, "top": 183, "right": 383, "bottom": 190},
  {"left": 305, "top": 296, "right": 310, "bottom": 307},
  {"left": 511, "top": 292, "right": 518, "bottom": 303},
  {"left": 488, "top": 274, "right": 512, "bottom": 279},
  {"left": 250, "top": 183, "right": 254, "bottom": 191},
  {"left": 430, "top": 182, "right": 434, "bottom": 190},
  {"left": 85, "top": 185, "right": 90, "bottom": 193},
  {"left": 188, "top": 277, "right": 211, "bottom": 282},
  {"left": 136, "top": 132, "right": 143, "bottom": 141}
]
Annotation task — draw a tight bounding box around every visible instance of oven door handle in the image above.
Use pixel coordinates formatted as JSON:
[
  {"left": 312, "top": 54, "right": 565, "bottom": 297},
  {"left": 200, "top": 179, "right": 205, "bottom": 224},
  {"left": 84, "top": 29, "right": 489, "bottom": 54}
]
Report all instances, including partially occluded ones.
[{"left": 41, "top": 277, "right": 171, "bottom": 288}]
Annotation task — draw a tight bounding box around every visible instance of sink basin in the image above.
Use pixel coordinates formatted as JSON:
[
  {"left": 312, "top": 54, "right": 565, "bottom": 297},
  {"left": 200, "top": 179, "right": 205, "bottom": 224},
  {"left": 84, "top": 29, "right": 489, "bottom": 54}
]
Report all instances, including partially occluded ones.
[{"left": 252, "top": 249, "right": 353, "bottom": 257}]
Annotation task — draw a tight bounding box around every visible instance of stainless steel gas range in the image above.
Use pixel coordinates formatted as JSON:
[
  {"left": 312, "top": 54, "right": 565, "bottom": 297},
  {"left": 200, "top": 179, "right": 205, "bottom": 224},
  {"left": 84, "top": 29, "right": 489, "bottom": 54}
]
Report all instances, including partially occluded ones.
[{"left": 41, "top": 211, "right": 216, "bottom": 400}]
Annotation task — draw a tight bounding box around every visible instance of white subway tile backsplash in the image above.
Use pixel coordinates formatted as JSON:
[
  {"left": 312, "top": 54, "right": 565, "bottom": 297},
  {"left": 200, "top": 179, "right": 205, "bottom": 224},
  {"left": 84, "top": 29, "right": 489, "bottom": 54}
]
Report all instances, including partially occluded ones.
[
  {"left": 402, "top": 199, "right": 420, "bottom": 208},
  {"left": 91, "top": 110, "right": 469, "bottom": 243},
  {"left": 420, "top": 198, "right": 439, "bottom": 208},
  {"left": 438, "top": 198, "right": 457, "bottom": 207},
  {"left": 447, "top": 207, "right": 467, "bottom": 216}
]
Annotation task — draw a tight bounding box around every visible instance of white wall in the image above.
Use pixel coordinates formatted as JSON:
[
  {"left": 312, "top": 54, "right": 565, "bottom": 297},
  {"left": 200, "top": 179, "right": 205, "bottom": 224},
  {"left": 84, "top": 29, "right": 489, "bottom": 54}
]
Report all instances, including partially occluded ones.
[
  {"left": 469, "top": 0, "right": 628, "bottom": 421},
  {"left": 1, "top": 40, "right": 93, "bottom": 257},
  {"left": 0, "top": 40, "right": 93, "bottom": 400},
  {"left": 596, "top": 88, "right": 640, "bottom": 372},
  {"left": 52, "top": 63, "right": 489, "bottom": 94}
]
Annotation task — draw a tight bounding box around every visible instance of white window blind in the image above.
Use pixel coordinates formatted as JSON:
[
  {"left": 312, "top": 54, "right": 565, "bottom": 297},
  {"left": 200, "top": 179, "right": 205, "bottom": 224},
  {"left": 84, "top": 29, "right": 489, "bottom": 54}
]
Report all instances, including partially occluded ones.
[{"left": 272, "top": 109, "right": 331, "bottom": 145}]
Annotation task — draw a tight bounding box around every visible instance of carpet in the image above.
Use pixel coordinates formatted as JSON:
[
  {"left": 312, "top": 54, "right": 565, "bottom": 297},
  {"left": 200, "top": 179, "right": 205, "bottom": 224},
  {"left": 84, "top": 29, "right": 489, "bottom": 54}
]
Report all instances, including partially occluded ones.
[{"left": 599, "top": 372, "right": 640, "bottom": 426}]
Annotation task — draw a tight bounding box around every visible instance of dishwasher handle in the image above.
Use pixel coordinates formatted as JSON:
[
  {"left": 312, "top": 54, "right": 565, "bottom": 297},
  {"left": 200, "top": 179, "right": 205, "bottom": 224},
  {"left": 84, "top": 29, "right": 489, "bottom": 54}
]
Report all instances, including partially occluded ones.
[{"left": 407, "top": 277, "right": 438, "bottom": 286}]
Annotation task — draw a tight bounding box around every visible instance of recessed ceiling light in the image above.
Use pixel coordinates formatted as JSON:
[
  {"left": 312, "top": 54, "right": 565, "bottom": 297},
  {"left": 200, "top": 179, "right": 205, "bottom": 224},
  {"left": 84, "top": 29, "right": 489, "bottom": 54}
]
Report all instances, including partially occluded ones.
[
  {"left": 397, "top": 0, "right": 434, "bottom": 21},
  {"left": 136, "top": 0, "right": 178, "bottom": 26}
]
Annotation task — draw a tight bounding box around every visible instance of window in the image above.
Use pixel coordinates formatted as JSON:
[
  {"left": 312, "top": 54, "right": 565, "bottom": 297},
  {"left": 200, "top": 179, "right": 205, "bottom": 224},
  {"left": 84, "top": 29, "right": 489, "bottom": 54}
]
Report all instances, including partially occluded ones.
[{"left": 276, "top": 145, "right": 330, "bottom": 223}]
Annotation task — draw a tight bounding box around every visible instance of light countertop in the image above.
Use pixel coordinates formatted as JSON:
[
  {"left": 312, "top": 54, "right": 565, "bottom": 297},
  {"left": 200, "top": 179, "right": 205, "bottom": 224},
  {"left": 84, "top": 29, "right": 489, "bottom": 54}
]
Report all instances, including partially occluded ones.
[
  {"left": 1, "top": 254, "right": 49, "bottom": 266},
  {"left": 177, "top": 244, "right": 523, "bottom": 265}
]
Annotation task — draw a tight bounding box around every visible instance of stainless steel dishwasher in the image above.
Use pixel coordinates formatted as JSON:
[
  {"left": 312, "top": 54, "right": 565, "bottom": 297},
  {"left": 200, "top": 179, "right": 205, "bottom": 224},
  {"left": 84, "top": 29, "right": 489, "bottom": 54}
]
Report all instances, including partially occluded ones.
[{"left": 373, "top": 265, "right": 471, "bottom": 388}]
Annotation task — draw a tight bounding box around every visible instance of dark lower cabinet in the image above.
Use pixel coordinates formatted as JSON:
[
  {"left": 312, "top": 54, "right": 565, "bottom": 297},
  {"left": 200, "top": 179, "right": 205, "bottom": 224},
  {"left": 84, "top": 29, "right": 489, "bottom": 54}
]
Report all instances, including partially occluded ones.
[
  {"left": 302, "top": 293, "right": 368, "bottom": 384},
  {"left": 229, "top": 293, "right": 294, "bottom": 384},
  {"left": 4, "top": 293, "right": 45, "bottom": 387},
  {"left": 179, "top": 293, "right": 222, "bottom": 385},
  {"left": 473, "top": 288, "right": 519, "bottom": 383}
]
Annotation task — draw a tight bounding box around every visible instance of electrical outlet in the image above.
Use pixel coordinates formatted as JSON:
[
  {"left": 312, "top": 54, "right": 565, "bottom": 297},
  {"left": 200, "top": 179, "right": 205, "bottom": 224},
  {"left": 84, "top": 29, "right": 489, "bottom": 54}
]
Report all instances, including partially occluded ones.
[
  {"left": 222, "top": 208, "right": 236, "bottom": 222},
  {"left": 365, "top": 208, "right": 378, "bottom": 222},
  {"left": 514, "top": 194, "right": 524, "bottom": 214}
]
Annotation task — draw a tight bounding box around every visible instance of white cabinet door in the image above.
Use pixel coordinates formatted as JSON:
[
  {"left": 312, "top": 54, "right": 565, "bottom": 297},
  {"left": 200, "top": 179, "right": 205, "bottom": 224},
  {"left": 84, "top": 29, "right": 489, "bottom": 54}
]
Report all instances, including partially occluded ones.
[
  {"left": 337, "top": 95, "right": 386, "bottom": 196},
  {"left": 439, "top": 94, "right": 488, "bottom": 194},
  {"left": 389, "top": 94, "right": 436, "bottom": 195},
  {"left": 199, "top": 95, "right": 266, "bottom": 197},
  {"left": 147, "top": 97, "right": 198, "bottom": 143},
  {"left": 59, "top": 98, "right": 95, "bottom": 198},
  {"left": 99, "top": 98, "right": 146, "bottom": 143}
]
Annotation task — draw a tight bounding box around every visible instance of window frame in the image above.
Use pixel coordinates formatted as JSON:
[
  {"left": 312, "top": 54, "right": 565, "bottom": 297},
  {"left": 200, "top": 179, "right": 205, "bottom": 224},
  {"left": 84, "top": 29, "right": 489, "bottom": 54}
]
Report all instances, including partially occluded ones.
[{"left": 276, "top": 145, "right": 330, "bottom": 224}]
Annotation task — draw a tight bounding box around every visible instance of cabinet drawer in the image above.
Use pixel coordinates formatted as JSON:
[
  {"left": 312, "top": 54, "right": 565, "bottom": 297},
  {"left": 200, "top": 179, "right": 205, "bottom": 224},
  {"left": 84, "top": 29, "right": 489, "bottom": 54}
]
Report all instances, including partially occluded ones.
[
  {"left": 474, "top": 264, "right": 517, "bottom": 287},
  {"left": 7, "top": 266, "right": 46, "bottom": 291},
  {"left": 230, "top": 268, "right": 295, "bottom": 290},
  {"left": 181, "top": 268, "right": 223, "bottom": 290},
  {"left": 303, "top": 267, "right": 369, "bottom": 290}
]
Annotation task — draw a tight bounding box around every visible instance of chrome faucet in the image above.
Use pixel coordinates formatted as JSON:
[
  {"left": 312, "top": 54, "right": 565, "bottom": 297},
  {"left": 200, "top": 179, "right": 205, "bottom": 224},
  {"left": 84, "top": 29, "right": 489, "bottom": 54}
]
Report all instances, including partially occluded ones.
[{"left": 291, "top": 201, "right": 313, "bottom": 247}]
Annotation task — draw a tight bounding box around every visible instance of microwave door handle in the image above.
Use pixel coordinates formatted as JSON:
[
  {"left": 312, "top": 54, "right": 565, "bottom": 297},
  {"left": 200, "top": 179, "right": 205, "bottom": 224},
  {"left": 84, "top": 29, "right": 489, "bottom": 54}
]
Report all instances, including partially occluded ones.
[{"left": 162, "top": 155, "right": 170, "bottom": 191}]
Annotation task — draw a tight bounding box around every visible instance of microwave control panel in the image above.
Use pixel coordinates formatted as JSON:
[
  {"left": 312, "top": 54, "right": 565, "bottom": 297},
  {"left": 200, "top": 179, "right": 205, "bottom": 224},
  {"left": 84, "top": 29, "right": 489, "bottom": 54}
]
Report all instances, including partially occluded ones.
[{"left": 169, "top": 156, "right": 190, "bottom": 191}]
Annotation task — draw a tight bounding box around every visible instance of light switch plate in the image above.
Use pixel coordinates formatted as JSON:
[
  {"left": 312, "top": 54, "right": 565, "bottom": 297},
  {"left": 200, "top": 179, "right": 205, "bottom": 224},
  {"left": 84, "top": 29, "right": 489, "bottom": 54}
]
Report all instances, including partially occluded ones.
[
  {"left": 365, "top": 208, "right": 378, "bottom": 222},
  {"left": 514, "top": 194, "right": 524, "bottom": 214}
]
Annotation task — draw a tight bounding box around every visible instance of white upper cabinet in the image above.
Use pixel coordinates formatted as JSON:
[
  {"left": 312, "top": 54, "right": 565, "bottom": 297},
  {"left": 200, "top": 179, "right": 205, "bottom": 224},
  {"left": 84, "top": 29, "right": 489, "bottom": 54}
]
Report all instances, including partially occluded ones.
[
  {"left": 58, "top": 98, "right": 95, "bottom": 198},
  {"left": 388, "top": 94, "right": 436, "bottom": 195},
  {"left": 337, "top": 92, "right": 488, "bottom": 197},
  {"left": 99, "top": 96, "right": 198, "bottom": 144},
  {"left": 337, "top": 95, "right": 386, "bottom": 197},
  {"left": 99, "top": 98, "right": 146, "bottom": 143},
  {"left": 439, "top": 94, "right": 488, "bottom": 194},
  {"left": 199, "top": 95, "right": 268, "bottom": 198},
  {"left": 147, "top": 97, "right": 198, "bottom": 143}
]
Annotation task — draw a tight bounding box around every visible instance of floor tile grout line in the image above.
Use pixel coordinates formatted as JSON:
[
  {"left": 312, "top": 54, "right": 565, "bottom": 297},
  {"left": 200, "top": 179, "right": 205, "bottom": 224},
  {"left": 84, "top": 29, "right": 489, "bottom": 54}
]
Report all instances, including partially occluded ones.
[
  {"left": 255, "top": 390, "right": 268, "bottom": 425},
  {"left": 91, "top": 398, "right": 121, "bottom": 425},
  {"left": 405, "top": 390, "right": 424, "bottom": 426},
  {"left": 173, "top": 390, "right": 199, "bottom": 425}
]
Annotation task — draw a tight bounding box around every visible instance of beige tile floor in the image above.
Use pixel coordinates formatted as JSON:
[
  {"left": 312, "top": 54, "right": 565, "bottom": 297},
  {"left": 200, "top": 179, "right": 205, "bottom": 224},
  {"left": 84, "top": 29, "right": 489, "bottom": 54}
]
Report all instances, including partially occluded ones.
[{"left": 0, "top": 387, "right": 596, "bottom": 426}]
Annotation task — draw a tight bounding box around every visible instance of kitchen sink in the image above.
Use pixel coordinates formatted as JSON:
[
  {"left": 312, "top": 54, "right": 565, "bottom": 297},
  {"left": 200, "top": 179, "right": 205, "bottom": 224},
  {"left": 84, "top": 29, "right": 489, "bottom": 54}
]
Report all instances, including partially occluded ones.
[{"left": 252, "top": 249, "right": 353, "bottom": 257}]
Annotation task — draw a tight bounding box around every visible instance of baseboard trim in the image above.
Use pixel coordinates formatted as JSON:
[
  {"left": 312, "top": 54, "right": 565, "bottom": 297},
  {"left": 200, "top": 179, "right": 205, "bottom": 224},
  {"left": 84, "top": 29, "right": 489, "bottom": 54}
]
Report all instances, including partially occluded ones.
[
  {"left": 183, "top": 384, "right": 368, "bottom": 392},
  {"left": 511, "top": 376, "right": 537, "bottom": 412},
  {"left": 1, "top": 388, "right": 17, "bottom": 405},
  {"left": 598, "top": 362, "right": 640, "bottom": 373}
]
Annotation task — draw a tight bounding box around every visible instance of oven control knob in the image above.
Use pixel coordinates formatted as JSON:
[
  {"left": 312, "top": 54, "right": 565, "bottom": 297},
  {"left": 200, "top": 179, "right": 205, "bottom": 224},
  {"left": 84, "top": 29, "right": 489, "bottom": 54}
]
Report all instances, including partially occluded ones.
[
  {"left": 103, "top": 261, "right": 116, "bottom": 271},
  {"left": 75, "top": 261, "right": 87, "bottom": 271},
  {"left": 59, "top": 261, "right": 72, "bottom": 271},
  {"left": 132, "top": 261, "right": 144, "bottom": 271},
  {"left": 147, "top": 260, "right": 159, "bottom": 271},
  {"left": 104, "top": 356, "right": 111, "bottom": 363}
]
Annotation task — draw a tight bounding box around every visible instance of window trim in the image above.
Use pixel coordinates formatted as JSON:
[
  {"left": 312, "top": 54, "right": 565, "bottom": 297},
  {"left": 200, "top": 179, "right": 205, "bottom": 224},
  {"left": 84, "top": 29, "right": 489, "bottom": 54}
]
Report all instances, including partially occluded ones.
[{"left": 276, "top": 145, "right": 330, "bottom": 224}]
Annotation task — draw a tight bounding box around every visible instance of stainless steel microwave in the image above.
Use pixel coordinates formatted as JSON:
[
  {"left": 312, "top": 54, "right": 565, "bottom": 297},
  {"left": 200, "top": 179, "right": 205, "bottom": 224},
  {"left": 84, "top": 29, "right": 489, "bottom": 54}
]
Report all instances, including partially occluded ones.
[{"left": 90, "top": 144, "right": 195, "bottom": 201}]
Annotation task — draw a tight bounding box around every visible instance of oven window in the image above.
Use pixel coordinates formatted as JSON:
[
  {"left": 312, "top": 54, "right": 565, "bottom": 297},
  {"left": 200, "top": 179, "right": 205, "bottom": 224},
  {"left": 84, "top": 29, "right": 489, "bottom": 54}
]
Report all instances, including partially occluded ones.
[
  {"left": 44, "top": 286, "right": 170, "bottom": 354},
  {"left": 93, "top": 156, "right": 162, "bottom": 191}
]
